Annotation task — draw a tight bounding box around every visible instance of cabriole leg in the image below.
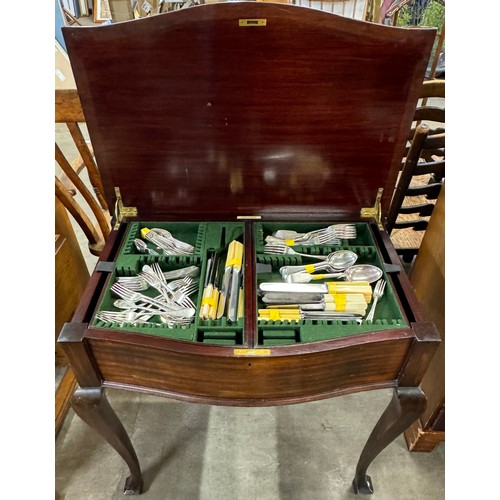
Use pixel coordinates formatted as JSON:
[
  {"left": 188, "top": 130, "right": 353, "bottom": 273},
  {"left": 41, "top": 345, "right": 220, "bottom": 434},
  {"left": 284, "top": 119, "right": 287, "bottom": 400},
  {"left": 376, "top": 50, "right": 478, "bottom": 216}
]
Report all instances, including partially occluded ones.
[
  {"left": 352, "top": 387, "right": 426, "bottom": 495},
  {"left": 71, "top": 387, "right": 143, "bottom": 495}
]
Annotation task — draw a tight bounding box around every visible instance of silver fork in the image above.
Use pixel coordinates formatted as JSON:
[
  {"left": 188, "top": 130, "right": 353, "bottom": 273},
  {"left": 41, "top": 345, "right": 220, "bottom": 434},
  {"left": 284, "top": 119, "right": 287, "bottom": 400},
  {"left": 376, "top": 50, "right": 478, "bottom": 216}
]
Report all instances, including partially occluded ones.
[
  {"left": 110, "top": 282, "right": 178, "bottom": 311},
  {"left": 150, "top": 263, "right": 167, "bottom": 283},
  {"left": 266, "top": 233, "right": 340, "bottom": 247},
  {"left": 139, "top": 271, "right": 176, "bottom": 303},
  {"left": 272, "top": 224, "right": 356, "bottom": 244},
  {"left": 171, "top": 281, "right": 198, "bottom": 308},
  {"left": 96, "top": 310, "right": 155, "bottom": 324},
  {"left": 166, "top": 276, "right": 193, "bottom": 292},
  {"left": 263, "top": 243, "right": 329, "bottom": 260},
  {"left": 303, "top": 224, "right": 357, "bottom": 243},
  {"left": 365, "top": 279, "right": 386, "bottom": 323},
  {"left": 115, "top": 275, "right": 149, "bottom": 291}
]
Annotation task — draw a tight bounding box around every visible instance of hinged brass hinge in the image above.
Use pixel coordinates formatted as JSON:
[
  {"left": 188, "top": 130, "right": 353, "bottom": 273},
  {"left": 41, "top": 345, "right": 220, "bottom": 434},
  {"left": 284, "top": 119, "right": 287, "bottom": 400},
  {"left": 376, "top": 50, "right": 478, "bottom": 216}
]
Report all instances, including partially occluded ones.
[
  {"left": 360, "top": 188, "right": 384, "bottom": 230},
  {"left": 114, "top": 187, "right": 138, "bottom": 230}
]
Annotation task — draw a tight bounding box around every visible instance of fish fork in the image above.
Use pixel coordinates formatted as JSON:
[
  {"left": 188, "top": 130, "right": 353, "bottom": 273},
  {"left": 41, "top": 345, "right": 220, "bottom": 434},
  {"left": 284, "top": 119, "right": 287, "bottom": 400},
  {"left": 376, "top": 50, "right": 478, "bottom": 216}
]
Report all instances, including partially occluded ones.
[{"left": 364, "top": 279, "right": 386, "bottom": 322}]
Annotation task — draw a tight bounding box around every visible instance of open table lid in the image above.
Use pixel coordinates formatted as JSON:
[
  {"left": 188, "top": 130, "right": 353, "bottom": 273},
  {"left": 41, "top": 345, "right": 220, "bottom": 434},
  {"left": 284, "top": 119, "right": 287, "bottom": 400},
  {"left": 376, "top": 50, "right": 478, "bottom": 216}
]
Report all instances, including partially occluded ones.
[{"left": 63, "top": 3, "right": 435, "bottom": 222}]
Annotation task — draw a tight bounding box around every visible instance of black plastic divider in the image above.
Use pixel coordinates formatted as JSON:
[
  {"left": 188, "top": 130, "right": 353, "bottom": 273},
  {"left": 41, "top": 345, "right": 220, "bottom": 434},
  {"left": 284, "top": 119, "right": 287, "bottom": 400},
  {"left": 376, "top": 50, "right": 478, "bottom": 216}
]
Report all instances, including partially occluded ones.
[{"left": 254, "top": 222, "right": 408, "bottom": 346}]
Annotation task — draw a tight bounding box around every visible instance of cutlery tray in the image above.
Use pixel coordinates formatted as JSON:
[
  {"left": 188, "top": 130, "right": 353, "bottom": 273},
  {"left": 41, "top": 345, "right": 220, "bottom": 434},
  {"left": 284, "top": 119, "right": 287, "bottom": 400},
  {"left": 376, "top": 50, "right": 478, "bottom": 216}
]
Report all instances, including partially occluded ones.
[{"left": 91, "top": 220, "right": 407, "bottom": 346}]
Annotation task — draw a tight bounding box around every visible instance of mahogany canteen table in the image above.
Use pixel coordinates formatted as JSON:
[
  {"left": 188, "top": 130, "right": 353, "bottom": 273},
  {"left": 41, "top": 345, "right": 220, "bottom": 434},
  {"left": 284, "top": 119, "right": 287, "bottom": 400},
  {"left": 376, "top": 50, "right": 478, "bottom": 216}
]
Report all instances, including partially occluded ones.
[{"left": 58, "top": 3, "right": 440, "bottom": 495}]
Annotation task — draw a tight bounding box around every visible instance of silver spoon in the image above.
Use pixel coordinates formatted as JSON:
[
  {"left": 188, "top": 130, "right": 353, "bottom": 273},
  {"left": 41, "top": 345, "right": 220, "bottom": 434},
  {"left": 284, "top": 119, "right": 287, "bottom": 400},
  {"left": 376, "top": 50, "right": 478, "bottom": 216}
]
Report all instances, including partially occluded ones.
[
  {"left": 286, "top": 264, "right": 383, "bottom": 284},
  {"left": 134, "top": 238, "right": 160, "bottom": 255},
  {"left": 280, "top": 250, "right": 358, "bottom": 279}
]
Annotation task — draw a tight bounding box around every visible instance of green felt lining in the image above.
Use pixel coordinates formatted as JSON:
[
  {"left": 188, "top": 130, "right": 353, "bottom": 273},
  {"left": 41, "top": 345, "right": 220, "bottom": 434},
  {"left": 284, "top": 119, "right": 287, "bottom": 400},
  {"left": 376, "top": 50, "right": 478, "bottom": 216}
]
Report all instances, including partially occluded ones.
[
  {"left": 92, "top": 222, "right": 247, "bottom": 343},
  {"left": 254, "top": 222, "right": 408, "bottom": 345},
  {"left": 91, "top": 220, "right": 408, "bottom": 345}
]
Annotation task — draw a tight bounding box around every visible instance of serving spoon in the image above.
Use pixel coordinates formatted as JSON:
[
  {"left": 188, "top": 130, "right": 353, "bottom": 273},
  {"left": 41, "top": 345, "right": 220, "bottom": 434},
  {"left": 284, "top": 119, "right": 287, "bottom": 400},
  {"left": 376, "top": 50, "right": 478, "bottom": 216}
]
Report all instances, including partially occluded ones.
[
  {"left": 285, "top": 264, "right": 383, "bottom": 284},
  {"left": 279, "top": 250, "right": 358, "bottom": 279}
]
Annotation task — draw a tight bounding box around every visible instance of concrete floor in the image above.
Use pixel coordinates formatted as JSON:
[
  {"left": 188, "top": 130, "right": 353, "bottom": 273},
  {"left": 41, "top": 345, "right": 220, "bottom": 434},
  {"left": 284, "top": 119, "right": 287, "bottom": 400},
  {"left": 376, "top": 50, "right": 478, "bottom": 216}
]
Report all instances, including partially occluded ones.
[
  {"left": 56, "top": 388, "right": 444, "bottom": 499},
  {"left": 55, "top": 10, "right": 445, "bottom": 499}
]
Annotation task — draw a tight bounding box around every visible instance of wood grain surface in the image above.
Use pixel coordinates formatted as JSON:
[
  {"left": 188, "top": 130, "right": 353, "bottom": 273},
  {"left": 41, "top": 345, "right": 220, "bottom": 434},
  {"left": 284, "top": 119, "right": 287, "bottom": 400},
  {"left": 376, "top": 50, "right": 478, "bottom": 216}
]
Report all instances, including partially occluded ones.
[{"left": 63, "top": 3, "right": 435, "bottom": 220}]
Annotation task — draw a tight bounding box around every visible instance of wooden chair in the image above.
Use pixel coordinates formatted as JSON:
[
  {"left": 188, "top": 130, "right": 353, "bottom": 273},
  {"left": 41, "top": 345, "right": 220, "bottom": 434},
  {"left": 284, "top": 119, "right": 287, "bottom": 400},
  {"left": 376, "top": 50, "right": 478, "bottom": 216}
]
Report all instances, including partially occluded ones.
[
  {"left": 55, "top": 89, "right": 111, "bottom": 256},
  {"left": 55, "top": 89, "right": 111, "bottom": 434},
  {"left": 386, "top": 79, "right": 445, "bottom": 262}
]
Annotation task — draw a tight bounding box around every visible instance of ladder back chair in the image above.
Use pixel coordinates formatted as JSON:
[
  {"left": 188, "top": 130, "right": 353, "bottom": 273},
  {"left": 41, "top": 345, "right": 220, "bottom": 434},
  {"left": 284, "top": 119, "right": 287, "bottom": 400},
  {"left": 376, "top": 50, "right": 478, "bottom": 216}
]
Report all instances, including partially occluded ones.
[{"left": 387, "top": 79, "right": 445, "bottom": 262}]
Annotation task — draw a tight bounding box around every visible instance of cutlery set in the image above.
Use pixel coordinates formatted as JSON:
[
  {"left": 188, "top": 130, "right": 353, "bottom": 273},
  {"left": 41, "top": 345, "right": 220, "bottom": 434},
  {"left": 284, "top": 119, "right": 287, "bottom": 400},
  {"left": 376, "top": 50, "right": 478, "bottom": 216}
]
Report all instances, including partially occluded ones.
[
  {"left": 96, "top": 223, "right": 387, "bottom": 328},
  {"left": 200, "top": 240, "right": 244, "bottom": 321},
  {"left": 259, "top": 224, "right": 386, "bottom": 323}
]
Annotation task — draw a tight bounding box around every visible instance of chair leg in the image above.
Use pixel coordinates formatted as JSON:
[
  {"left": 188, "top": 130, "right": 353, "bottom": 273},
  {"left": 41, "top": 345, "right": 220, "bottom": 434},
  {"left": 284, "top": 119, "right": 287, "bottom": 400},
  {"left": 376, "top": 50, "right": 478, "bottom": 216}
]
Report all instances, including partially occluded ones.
[
  {"left": 352, "top": 387, "right": 427, "bottom": 494},
  {"left": 71, "top": 387, "right": 143, "bottom": 495}
]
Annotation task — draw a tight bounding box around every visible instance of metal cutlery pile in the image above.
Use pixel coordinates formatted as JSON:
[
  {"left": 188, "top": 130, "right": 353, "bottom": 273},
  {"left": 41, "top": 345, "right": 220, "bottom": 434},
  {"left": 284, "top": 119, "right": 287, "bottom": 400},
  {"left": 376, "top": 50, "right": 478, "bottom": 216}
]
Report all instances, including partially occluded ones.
[
  {"left": 199, "top": 240, "right": 244, "bottom": 321},
  {"left": 258, "top": 281, "right": 372, "bottom": 322},
  {"left": 258, "top": 279, "right": 387, "bottom": 323},
  {"left": 95, "top": 263, "right": 200, "bottom": 328},
  {"left": 266, "top": 223, "right": 357, "bottom": 247},
  {"left": 257, "top": 223, "right": 387, "bottom": 323},
  {"left": 134, "top": 227, "right": 195, "bottom": 256},
  {"left": 97, "top": 222, "right": 388, "bottom": 327}
]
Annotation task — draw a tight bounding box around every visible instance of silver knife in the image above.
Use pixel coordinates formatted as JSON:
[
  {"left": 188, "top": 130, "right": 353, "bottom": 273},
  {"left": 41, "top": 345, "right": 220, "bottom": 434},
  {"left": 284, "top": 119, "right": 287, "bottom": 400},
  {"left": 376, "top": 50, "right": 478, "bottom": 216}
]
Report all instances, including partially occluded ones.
[{"left": 227, "top": 241, "right": 244, "bottom": 322}]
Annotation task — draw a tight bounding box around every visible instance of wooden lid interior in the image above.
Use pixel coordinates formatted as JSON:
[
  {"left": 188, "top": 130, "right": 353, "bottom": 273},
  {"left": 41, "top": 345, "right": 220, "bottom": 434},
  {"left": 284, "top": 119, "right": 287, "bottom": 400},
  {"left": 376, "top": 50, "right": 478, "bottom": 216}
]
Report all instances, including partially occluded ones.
[{"left": 63, "top": 3, "right": 435, "bottom": 220}]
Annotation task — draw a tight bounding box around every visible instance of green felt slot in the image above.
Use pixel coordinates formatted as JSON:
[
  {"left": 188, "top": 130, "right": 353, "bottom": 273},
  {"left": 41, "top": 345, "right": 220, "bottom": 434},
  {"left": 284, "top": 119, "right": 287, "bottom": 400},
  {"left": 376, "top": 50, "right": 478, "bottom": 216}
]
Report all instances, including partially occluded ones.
[
  {"left": 202, "top": 338, "right": 237, "bottom": 345},
  {"left": 259, "top": 328, "right": 298, "bottom": 346},
  {"left": 93, "top": 320, "right": 196, "bottom": 341},
  {"left": 203, "top": 334, "right": 238, "bottom": 339},
  {"left": 197, "top": 328, "right": 241, "bottom": 345},
  {"left": 263, "top": 339, "right": 297, "bottom": 346},
  {"left": 261, "top": 329, "right": 298, "bottom": 339}
]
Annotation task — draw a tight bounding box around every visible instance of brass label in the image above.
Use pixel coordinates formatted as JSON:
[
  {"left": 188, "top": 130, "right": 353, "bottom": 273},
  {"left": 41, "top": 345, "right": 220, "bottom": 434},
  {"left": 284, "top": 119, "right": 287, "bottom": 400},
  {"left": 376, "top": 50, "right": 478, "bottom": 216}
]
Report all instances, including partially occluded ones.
[
  {"left": 234, "top": 348, "right": 271, "bottom": 356},
  {"left": 239, "top": 19, "right": 267, "bottom": 27}
]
